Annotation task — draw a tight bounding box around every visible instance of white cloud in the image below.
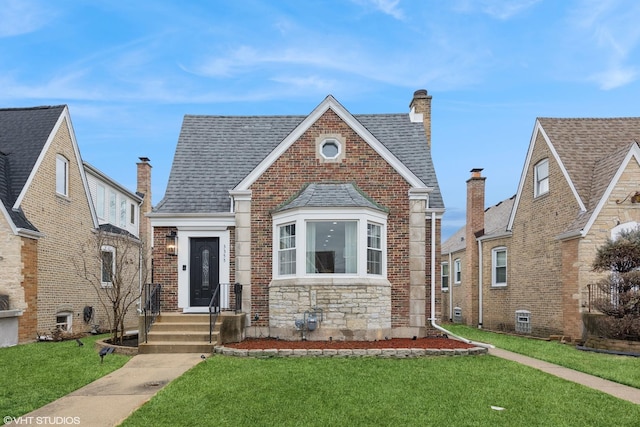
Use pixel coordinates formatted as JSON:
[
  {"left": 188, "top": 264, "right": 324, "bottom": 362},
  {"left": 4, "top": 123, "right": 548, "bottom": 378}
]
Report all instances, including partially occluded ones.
[
  {"left": 452, "top": 0, "right": 541, "bottom": 20},
  {"left": 350, "top": 0, "right": 404, "bottom": 20},
  {"left": 567, "top": 0, "right": 640, "bottom": 89},
  {"left": 0, "top": 0, "right": 54, "bottom": 37}
]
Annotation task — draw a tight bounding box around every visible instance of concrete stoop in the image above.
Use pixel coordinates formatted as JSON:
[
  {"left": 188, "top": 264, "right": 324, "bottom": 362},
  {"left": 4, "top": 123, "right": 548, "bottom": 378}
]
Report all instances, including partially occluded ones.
[{"left": 139, "top": 313, "right": 220, "bottom": 354}]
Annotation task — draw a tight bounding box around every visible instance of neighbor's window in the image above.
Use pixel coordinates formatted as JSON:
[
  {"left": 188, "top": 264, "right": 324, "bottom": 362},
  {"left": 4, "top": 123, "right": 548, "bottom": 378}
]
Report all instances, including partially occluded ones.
[
  {"left": 367, "top": 223, "right": 382, "bottom": 275},
  {"left": 454, "top": 258, "right": 461, "bottom": 284},
  {"left": 55, "top": 155, "right": 69, "bottom": 196},
  {"left": 119, "top": 199, "right": 127, "bottom": 227},
  {"left": 441, "top": 262, "right": 449, "bottom": 291},
  {"left": 96, "top": 184, "right": 105, "bottom": 219},
  {"left": 534, "top": 159, "right": 549, "bottom": 197},
  {"left": 130, "top": 203, "right": 136, "bottom": 224},
  {"left": 492, "top": 247, "right": 507, "bottom": 287},
  {"left": 278, "top": 223, "right": 296, "bottom": 275},
  {"left": 101, "top": 246, "right": 115, "bottom": 287},
  {"left": 56, "top": 312, "right": 72, "bottom": 331},
  {"left": 109, "top": 191, "right": 117, "bottom": 223},
  {"left": 306, "top": 221, "right": 357, "bottom": 274}
]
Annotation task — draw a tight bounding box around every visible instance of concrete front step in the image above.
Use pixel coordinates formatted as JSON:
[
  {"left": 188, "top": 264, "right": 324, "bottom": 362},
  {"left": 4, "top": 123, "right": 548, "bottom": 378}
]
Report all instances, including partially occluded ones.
[
  {"left": 147, "top": 331, "right": 219, "bottom": 343},
  {"left": 138, "top": 341, "right": 216, "bottom": 354},
  {"left": 142, "top": 312, "right": 223, "bottom": 353},
  {"left": 151, "top": 322, "right": 214, "bottom": 333}
]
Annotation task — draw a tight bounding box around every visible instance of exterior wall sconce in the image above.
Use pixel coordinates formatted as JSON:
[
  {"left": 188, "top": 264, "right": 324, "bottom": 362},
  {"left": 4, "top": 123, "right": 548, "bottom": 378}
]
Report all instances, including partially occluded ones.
[
  {"left": 166, "top": 230, "right": 178, "bottom": 256},
  {"left": 632, "top": 192, "right": 640, "bottom": 204}
]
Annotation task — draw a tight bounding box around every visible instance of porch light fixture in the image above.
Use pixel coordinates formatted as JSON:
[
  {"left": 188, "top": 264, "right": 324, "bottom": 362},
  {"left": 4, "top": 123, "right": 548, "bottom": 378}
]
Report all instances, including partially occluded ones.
[{"left": 166, "top": 231, "right": 178, "bottom": 256}]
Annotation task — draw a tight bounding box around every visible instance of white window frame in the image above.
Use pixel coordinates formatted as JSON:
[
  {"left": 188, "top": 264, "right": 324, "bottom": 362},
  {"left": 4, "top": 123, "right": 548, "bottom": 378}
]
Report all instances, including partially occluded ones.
[
  {"left": 101, "top": 245, "right": 116, "bottom": 288},
  {"left": 441, "top": 262, "right": 449, "bottom": 291},
  {"left": 56, "top": 155, "right": 69, "bottom": 196},
  {"left": 320, "top": 139, "right": 341, "bottom": 160},
  {"left": 534, "top": 159, "right": 549, "bottom": 197},
  {"left": 454, "top": 258, "right": 461, "bottom": 284},
  {"left": 492, "top": 247, "right": 507, "bottom": 287},
  {"left": 273, "top": 209, "right": 387, "bottom": 279},
  {"left": 277, "top": 222, "right": 297, "bottom": 276},
  {"left": 56, "top": 312, "right": 73, "bottom": 332},
  {"left": 367, "top": 222, "right": 382, "bottom": 275}
]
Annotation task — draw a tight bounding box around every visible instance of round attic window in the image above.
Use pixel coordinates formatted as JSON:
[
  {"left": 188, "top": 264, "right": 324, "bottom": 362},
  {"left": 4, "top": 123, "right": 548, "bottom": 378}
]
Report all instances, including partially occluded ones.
[{"left": 321, "top": 139, "right": 340, "bottom": 159}]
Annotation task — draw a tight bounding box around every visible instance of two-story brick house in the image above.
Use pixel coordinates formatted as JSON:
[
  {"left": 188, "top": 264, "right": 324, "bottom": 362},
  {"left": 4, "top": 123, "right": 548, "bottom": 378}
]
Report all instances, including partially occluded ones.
[
  {"left": 443, "top": 117, "right": 640, "bottom": 340},
  {"left": 0, "top": 105, "right": 149, "bottom": 347},
  {"left": 149, "top": 90, "right": 445, "bottom": 344}
]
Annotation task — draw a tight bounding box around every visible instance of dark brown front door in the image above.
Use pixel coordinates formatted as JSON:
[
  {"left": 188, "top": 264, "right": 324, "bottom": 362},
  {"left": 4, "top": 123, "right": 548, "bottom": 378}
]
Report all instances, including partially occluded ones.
[{"left": 190, "top": 238, "right": 219, "bottom": 307}]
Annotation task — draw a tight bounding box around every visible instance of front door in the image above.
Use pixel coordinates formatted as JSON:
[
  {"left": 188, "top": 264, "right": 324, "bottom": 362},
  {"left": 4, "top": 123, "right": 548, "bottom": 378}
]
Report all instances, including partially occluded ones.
[{"left": 190, "top": 238, "right": 220, "bottom": 307}]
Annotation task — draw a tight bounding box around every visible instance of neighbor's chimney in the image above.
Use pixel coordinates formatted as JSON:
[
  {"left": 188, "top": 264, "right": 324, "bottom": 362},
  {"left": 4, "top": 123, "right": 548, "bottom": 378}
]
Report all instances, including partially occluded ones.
[
  {"left": 465, "top": 168, "right": 485, "bottom": 327},
  {"left": 137, "top": 157, "right": 152, "bottom": 270},
  {"left": 409, "top": 89, "right": 432, "bottom": 148}
]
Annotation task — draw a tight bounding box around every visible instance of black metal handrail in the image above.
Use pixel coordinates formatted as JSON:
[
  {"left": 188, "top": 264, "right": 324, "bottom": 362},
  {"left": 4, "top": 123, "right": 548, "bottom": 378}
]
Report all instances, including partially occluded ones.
[
  {"left": 143, "top": 283, "right": 161, "bottom": 343},
  {"left": 208, "top": 283, "right": 243, "bottom": 343}
]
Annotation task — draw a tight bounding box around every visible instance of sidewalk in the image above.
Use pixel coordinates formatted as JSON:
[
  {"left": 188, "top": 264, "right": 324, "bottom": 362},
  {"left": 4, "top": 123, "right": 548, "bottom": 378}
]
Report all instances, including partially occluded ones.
[
  {"left": 489, "top": 347, "right": 640, "bottom": 404},
  {"left": 13, "top": 353, "right": 203, "bottom": 427}
]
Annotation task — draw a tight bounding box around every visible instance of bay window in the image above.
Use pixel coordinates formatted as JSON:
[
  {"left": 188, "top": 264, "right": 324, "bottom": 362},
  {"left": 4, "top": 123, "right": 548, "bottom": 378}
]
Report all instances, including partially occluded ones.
[{"left": 274, "top": 210, "right": 386, "bottom": 278}]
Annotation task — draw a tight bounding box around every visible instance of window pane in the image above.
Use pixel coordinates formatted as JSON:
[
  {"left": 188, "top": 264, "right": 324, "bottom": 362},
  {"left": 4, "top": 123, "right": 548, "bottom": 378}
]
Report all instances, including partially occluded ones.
[
  {"left": 56, "top": 156, "right": 67, "bottom": 195},
  {"left": 441, "top": 263, "right": 449, "bottom": 289},
  {"left": 307, "top": 221, "right": 357, "bottom": 274},
  {"left": 130, "top": 203, "right": 135, "bottom": 224},
  {"left": 109, "top": 192, "right": 117, "bottom": 223},
  {"left": 97, "top": 185, "right": 105, "bottom": 219},
  {"left": 101, "top": 251, "right": 113, "bottom": 283},
  {"left": 278, "top": 224, "right": 296, "bottom": 275},
  {"left": 496, "top": 267, "right": 507, "bottom": 283},
  {"left": 120, "top": 199, "right": 127, "bottom": 227},
  {"left": 367, "top": 223, "right": 382, "bottom": 275}
]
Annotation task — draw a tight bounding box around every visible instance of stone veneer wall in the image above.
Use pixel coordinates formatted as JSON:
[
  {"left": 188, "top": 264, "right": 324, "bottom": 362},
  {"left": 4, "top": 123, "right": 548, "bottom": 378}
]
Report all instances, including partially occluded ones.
[{"left": 269, "top": 278, "right": 391, "bottom": 341}]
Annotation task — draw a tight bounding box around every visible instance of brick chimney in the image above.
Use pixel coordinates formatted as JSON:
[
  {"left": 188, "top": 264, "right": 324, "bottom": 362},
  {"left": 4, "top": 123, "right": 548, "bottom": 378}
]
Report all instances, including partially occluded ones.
[
  {"left": 409, "top": 89, "right": 432, "bottom": 148},
  {"left": 137, "top": 157, "right": 152, "bottom": 272},
  {"left": 465, "top": 168, "right": 485, "bottom": 326}
]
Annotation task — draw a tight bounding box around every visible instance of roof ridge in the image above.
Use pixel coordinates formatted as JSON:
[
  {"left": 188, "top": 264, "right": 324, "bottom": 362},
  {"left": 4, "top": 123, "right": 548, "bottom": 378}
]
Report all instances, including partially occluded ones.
[{"left": 0, "top": 105, "right": 66, "bottom": 112}]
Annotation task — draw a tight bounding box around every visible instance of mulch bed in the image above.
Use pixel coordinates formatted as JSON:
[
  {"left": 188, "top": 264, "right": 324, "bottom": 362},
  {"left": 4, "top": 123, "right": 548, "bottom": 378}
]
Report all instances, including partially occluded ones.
[{"left": 225, "top": 336, "right": 476, "bottom": 350}]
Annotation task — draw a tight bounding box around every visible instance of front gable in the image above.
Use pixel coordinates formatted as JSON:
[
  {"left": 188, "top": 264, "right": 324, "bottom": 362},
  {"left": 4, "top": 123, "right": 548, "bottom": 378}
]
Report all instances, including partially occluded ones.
[
  {"left": 507, "top": 120, "right": 585, "bottom": 232},
  {"left": 234, "top": 96, "right": 427, "bottom": 192}
]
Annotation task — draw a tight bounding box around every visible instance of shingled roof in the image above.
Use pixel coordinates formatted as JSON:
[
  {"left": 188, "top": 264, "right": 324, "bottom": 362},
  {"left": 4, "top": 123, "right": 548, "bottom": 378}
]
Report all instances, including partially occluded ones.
[
  {"left": 155, "top": 108, "right": 444, "bottom": 214},
  {"left": 442, "top": 195, "right": 515, "bottom": 254},
  {"left": 0, "top": 105, "right": 65, "bottom": 232},
  {"left": 274, "top": 183, "right": 388, "bottom": 213},
  {"left": 537, "top": 117, "right": 640, "bottom": 234}
]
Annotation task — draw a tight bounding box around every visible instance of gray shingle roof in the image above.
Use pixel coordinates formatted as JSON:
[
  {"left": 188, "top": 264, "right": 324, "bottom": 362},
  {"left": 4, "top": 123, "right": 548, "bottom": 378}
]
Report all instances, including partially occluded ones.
[
  {"left": 274, "top": 183, "right": 388, "bottom": 213},
  {"left": 155, "top": 111, "right": 444, "bottom": 214},
  {"left": 0, "top": 105, "right": 65, "bottom": 231},
  {"left": 442, "top": 195, "right": 515, "bottom": 254}
]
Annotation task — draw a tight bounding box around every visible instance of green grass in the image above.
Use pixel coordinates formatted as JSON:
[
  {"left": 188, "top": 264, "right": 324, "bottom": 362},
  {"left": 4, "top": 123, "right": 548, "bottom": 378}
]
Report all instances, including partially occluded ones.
[
  {"left": 444, "top": 324, "right": 640, "bottom": 388},
  {"left": 0, "top": 335, "right": 131, "bottom": 417},
  {"left": 122, "top": 355, "right": 640, "bottom": 427}
]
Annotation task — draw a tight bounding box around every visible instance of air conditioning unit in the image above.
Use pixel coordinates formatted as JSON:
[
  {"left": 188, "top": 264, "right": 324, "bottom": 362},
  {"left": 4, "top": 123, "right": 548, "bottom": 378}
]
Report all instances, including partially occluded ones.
[
  {"left": 515, "top": 310, "right": 531, "bottom": 333},
  {"left": 453, "top": 307, "right": 462, "bottom": 323}
]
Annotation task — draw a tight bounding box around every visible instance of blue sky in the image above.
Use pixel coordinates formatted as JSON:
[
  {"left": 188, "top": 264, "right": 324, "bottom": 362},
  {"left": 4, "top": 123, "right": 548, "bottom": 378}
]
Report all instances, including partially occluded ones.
[{"left": 2, "top": 0, "right": 640, "bottom": 240}]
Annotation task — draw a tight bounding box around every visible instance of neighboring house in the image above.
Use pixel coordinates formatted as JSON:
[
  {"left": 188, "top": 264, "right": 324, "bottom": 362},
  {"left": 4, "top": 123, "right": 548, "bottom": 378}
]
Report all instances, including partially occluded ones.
[
  {"left": 442, "top": 118, "right": 640, "bottom": 340},
  {"left": 0, "top": 105, "right": 149, "bottom": 347},
  {"left": 149, "top": 90, "right": 445, "bottom": 342}
]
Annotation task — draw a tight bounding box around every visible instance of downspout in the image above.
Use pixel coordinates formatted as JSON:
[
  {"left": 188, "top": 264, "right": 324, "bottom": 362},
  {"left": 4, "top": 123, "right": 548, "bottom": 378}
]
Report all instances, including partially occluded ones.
[
  {"left": 478, "top": 238, "right": 483, "bottom": 328},
  {"left": 429, "top": 211, "right": 493, "bottom": 349},
  {"left": 448, "top": 252, "right": 453, "bottom": 321}
]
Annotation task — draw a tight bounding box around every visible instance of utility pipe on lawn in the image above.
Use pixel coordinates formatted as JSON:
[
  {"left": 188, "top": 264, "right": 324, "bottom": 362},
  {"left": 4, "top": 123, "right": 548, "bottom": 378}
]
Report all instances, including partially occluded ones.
[{"left": 429, "top": 211, "right": 493, "bottom": 349}]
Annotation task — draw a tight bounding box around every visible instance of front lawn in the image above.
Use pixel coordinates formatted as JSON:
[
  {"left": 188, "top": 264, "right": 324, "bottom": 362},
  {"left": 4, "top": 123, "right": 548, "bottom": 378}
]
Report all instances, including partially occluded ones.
[
  {"left": 122, "top": 355, "right": 640, "bottom": 426},
  {"left": 445, "top": 324, "right": 640, "bottom": 388},
  {"left": 0, "top": 335, "right": 130, "bottom": 417}
]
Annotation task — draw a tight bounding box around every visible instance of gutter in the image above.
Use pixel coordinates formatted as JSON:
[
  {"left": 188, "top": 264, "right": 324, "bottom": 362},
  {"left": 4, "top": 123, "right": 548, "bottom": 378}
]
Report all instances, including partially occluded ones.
[{"left": 429, "top": 211, "right": 494, "bottom": 349}]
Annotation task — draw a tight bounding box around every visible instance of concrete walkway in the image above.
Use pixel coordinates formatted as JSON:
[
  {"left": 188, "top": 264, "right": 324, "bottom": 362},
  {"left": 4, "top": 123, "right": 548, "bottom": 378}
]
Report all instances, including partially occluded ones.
[
  {"left": 14, "top": 353, "right": 203, "bottom": 427},
  {"left": 489, "top": 347, "right": 640, "bottom": 404}
]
